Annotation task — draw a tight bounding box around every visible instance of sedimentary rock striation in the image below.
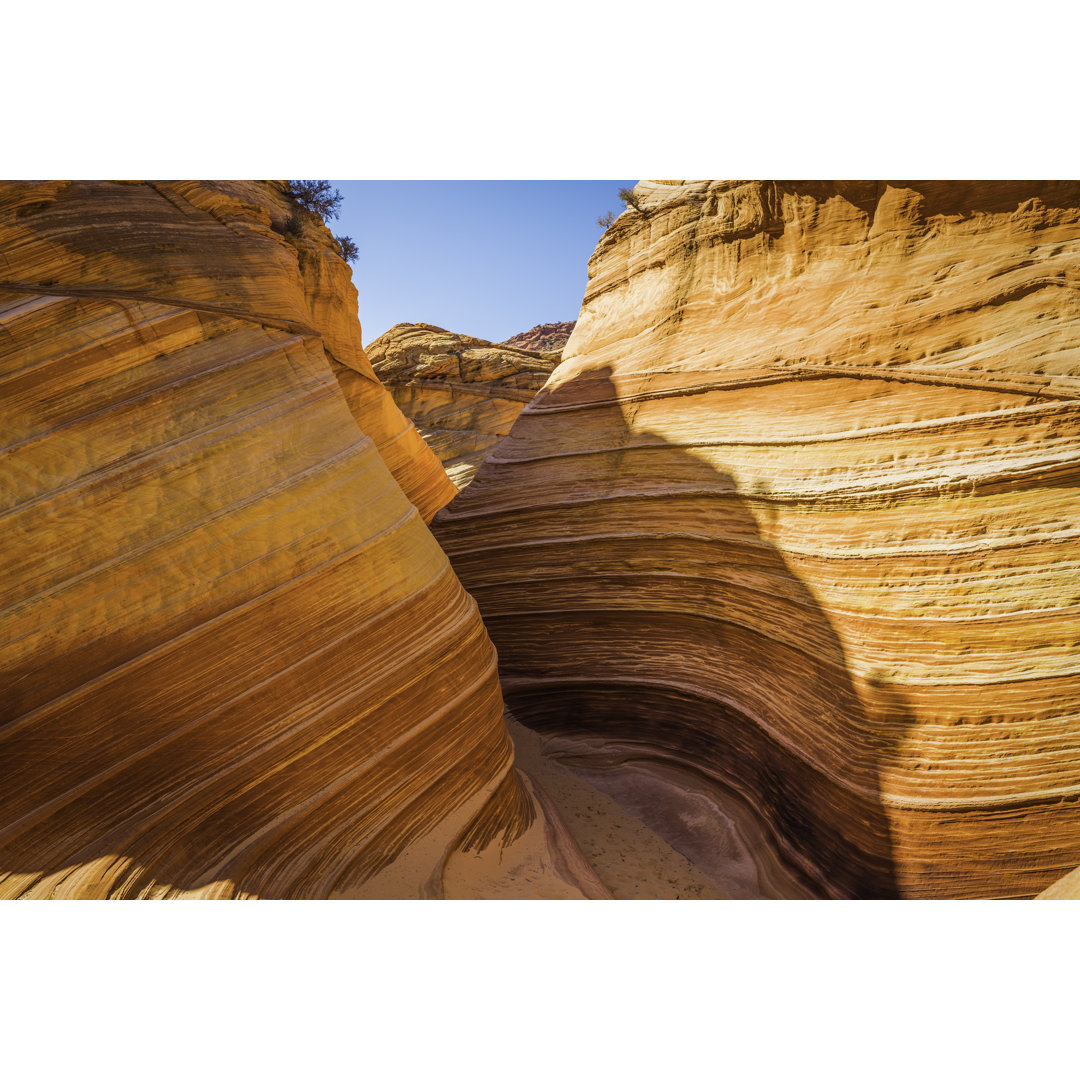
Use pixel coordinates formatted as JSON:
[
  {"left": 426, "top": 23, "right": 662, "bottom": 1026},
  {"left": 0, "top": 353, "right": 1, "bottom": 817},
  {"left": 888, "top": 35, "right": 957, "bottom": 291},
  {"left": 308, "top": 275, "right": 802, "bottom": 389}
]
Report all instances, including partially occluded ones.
[
  {"left": 501, "top": 321, "right": 576, "bottom": 356},
  {"left": 0, "top": 181, "right": 459, "bottom": 521},
  {"left": 0, "top": 180, "right": 606, "bottom": 899},
  {"left": 368, "top": 323, "right": 559, "bottom": 488},
  {"left": 434, "top": 181, "right": 1080, "bottom": 899}
]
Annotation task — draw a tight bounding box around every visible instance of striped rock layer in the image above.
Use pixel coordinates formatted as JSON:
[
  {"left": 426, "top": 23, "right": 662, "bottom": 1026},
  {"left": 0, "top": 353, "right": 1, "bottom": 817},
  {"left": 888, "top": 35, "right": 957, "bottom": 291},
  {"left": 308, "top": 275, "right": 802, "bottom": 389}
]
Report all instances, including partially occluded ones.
[
  {"left": 434, "top": 181, "right": 1080, "bottom": 900},
  {"left": 368, "top": 323, "right": 559, "bottom": 489},
  {"left": 0, "top": 180, "right": 605, "bottom": 899}
]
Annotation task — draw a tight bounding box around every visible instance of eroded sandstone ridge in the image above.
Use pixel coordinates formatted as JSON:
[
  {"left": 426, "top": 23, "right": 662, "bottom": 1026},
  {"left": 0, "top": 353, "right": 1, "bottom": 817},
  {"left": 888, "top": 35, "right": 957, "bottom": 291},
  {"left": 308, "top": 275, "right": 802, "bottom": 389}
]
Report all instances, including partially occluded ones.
[
  {"left": 0, "top": 180, "right": 606, "bottom": 899},
  {"left": 368, "top": 323, "right": 559, "bottom": 488},
  {"left": 501, "top": 321, "right": 576, "bottom": 355},
  {"left": 434, "top": 181, "right": 1080, "bottom": 899}
]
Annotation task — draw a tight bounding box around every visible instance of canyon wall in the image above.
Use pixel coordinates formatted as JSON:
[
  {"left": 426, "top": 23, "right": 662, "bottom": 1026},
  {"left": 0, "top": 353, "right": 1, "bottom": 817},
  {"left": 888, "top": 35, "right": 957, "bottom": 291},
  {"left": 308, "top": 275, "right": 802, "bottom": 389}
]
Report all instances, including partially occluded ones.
[
  {"left": 0, "top": 180, "right": 605, "bottom": 899},
  {"left": 434, "top": 181, "right": 1080, "bottom": 899},
  {"left": 369, "top": 323, "right": 559, "bottom": 488}
]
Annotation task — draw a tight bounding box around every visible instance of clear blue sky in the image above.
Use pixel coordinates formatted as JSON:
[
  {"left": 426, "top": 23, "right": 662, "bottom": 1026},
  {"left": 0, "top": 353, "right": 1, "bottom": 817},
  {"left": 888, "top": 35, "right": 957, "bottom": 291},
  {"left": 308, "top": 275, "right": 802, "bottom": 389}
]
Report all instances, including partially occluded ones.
[{"left": 330, "top": 181, "right": 635, "bottom": 346}]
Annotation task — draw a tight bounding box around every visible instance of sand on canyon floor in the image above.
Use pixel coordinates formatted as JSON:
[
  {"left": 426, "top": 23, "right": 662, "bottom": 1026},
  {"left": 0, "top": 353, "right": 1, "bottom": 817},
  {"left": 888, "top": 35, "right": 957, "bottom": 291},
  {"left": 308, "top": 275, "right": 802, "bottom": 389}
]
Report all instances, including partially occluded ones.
[{"left": 508, "top": 718, "right": 730, "bottom": 900}]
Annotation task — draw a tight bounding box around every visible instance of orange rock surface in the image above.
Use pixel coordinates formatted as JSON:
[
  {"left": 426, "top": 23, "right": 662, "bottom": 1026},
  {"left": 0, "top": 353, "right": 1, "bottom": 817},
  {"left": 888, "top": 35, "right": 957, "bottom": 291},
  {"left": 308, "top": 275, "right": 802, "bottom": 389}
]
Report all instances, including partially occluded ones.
[
  {"left": 434, "top": 181, "right": 1080, "bottom": 899},
  {"left": 0, "top": 180, "right": 457, "bottom": 521},
  {"left": 0, "top": 180, "right": 605, "bottom": 899},
  {"left": 368, "top": 323, "right": 559, "bottom": 488}
]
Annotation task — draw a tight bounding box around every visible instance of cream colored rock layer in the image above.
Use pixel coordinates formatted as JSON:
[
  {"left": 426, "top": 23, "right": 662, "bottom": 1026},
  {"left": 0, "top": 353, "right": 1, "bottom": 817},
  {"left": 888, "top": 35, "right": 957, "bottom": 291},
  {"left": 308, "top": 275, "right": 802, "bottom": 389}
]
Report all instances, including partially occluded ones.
[
  {"left": 368, "top": 323, "right": 559, "bottom": 488},
  {"left": 0, "top": 181, "right": 596, "bottom": 899},
  {"left": 1036, "top": 864, "right": 1080, "bottom": 899},
  {"left": 434, "top": 181, "right": 1080, "bottom": 899}
]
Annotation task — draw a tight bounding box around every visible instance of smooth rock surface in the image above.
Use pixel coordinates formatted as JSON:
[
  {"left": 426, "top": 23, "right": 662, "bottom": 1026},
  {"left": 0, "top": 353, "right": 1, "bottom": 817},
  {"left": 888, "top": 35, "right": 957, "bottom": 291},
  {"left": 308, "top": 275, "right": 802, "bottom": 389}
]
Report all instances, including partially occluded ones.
[
  {"left": 368, "top": 323, "right": 559, "bottom": 488},
  {"left": 434, "top": 181, "right": 1080, "bottom": 899},
  {"left": 1035, "top": 864, "right": 1080, "bottom": 899},
  {"left": 0, "top": 180, "right": 601, "bottom": 900}
]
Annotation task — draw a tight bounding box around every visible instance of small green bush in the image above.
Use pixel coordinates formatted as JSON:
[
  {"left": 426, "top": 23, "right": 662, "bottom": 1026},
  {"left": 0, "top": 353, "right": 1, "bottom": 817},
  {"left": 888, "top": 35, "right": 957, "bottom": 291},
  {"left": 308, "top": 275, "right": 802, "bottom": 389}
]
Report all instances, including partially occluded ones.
[{"left": 618, "top": 186, "right": 644, "bottom": 212}]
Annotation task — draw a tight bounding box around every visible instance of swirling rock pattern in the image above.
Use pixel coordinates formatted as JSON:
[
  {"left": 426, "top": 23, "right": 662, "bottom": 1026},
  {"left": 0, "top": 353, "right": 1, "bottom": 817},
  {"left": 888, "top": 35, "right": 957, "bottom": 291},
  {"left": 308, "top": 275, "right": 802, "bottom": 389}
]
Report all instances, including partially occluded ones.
[
  {"left": 0, "top": 180, "right": 457, "bottom": 522},
  {"left": 0, "top": 180, "right": 605, "bottom": 899},
  {"left": 434, "top": 181, "right": 1080, "bottom": 899},
  {"left": 368, "top": 323, "right": 559, "bottom": 488}
]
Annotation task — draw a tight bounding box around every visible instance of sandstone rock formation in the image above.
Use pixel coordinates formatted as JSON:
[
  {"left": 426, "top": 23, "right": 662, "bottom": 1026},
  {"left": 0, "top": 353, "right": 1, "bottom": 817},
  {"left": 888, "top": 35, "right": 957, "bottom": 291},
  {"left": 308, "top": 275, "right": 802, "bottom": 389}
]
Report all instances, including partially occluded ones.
[
  {"left": 1035, "top": 864, "right": 1080, "bottom": 899},
  {"left": 501, "top": 321, "right": 576, "bottom": 355},
  {"left": 0, "top": 180, "right": 606, "bottom": 900},
  {"left": 434, "top": 181, "right": 1080, "bottom": 900},
  {"left": 368, "top": 323, "right": 559, "bottom": 488}
]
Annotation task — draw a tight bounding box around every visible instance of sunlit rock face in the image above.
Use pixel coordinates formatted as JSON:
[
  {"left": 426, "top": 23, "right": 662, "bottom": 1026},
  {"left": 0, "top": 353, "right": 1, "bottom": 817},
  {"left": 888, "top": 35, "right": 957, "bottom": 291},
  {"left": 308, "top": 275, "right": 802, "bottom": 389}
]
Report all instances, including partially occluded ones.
[
  {"left": 501, "top": 321, "right": 576, "bottom": 355},
  {"left": 0, "top": 180, "right": 457, "bottom": 521},
  {"left": 434, "top": 180, "right": 1080, "bottom": 899},
  {"left": 368, "top": 323, "right": 559, "bottom": 489},
  {"left": 1036, "top": 864, "right": 1080, "bottom": 899},
  {"left": 0, "top": 180, "right": 605, "bottom": 899}
]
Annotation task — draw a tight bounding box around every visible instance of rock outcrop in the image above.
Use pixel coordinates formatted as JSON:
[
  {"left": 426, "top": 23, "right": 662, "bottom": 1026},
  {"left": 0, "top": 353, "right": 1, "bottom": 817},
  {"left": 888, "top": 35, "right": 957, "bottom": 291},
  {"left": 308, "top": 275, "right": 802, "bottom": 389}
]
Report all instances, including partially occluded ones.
[
  {"left": 433, "top": 181, "right": 1080, "bottom": 899},
  {"left": 0, "top": 180, "right": 606, "bottom": 900},
  {"left": 368, "top": 323, "right": 559, "bottom": 488},
  {"left": 501, "top": 321, "right": 576, "bottom": 355}
]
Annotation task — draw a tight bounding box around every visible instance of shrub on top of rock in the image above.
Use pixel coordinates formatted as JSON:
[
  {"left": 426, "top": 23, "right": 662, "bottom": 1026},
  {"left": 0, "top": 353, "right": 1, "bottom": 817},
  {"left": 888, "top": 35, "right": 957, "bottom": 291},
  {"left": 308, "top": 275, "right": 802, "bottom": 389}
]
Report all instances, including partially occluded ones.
[{"left": 279, "top": 182, "right": 357, "bottom": 264}]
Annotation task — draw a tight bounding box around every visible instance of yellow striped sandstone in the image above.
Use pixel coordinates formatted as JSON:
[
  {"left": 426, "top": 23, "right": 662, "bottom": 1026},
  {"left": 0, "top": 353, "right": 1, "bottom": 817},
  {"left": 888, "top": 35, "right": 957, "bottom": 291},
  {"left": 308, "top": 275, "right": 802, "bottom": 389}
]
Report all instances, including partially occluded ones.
[
  {"left": 434, "top": 181, "right": 1080, "bottom": 899},
  {"left": 368, "top": 323, "right": 559, "bottom": 489},
  {"left": 0, "top": 180, "right": 605, "bottom": 899}
]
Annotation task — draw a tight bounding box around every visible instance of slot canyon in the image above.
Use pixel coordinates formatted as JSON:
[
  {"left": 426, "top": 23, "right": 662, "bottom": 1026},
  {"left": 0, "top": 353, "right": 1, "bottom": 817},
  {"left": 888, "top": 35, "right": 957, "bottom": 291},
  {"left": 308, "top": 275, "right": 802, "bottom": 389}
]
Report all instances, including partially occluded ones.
[{"left": 2, "top": 180, "right": 1078, "bottom": 899}]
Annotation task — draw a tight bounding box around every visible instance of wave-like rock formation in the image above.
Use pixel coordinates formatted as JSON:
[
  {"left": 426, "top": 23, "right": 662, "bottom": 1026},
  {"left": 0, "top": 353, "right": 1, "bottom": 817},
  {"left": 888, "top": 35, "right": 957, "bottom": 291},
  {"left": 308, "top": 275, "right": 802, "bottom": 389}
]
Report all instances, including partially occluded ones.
[
  {"left": 368, "top": 323, "right": 559, "bottom": 488},
  {"left": 434, "top": 181, "right": 1080, "bottom": 899},
  {"left": 0, "top": 180, "right": 606, "bottom": 899},
  {"left": 501, "top": 321, "right": 576, "bottom": 355}
]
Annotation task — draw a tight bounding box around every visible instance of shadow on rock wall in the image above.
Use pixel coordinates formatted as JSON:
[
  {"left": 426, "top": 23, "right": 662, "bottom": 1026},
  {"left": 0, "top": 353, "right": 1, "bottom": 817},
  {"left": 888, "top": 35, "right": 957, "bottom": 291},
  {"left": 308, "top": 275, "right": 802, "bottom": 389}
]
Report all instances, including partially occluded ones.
[{"left": 455, "top": 364, "right": 914, "bottom": 899}]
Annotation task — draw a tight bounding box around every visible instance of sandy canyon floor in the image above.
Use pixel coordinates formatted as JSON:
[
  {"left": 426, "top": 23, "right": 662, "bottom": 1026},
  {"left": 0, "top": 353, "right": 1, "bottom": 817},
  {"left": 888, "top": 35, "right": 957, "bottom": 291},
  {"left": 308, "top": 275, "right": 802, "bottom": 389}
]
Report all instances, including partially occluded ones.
[{"left": 508, "top": 720, "right": 729, "bottom": 899}]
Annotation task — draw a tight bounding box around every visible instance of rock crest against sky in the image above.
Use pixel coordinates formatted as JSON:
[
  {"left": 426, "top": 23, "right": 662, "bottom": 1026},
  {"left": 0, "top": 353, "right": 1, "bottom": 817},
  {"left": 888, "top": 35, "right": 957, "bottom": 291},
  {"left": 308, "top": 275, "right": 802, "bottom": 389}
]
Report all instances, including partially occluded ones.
[{"left": 368, "top": 322, "right": 560, "bottom": 490}]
